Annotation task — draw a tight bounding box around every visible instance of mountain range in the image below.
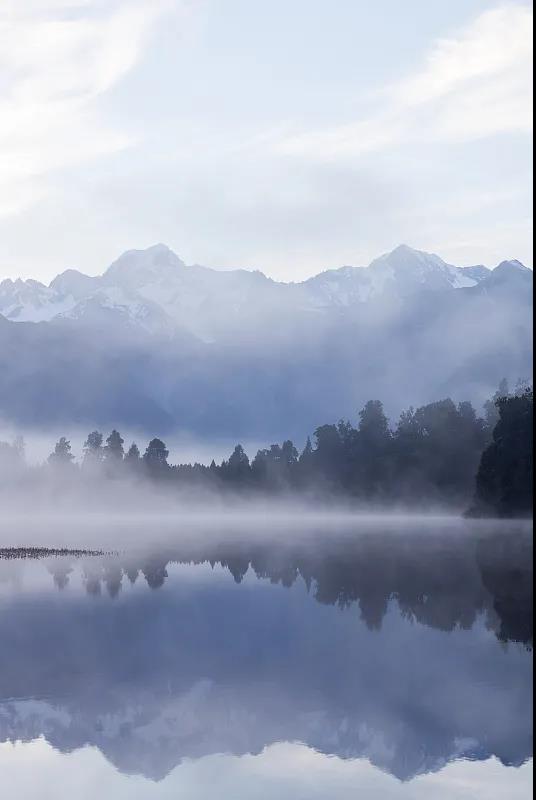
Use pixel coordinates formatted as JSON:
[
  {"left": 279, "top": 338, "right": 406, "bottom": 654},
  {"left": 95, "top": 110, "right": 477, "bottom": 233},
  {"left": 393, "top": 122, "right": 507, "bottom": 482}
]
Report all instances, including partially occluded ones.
[
  {"left": 0, "top": 243, "right": 523, "bottom": 336},
  {"left": 0, "top": 244, "right": 532, "bottom": 442}
]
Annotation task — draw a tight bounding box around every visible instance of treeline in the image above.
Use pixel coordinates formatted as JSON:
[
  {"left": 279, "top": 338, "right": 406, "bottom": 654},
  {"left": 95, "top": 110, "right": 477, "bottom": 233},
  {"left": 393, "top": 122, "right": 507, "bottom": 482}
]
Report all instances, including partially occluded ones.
[
  {"left": 0, "top": 380, "right": 532, "bottom": 515},
  {"left": 470, "top": 387, "right": 533, "bottom": 517}
]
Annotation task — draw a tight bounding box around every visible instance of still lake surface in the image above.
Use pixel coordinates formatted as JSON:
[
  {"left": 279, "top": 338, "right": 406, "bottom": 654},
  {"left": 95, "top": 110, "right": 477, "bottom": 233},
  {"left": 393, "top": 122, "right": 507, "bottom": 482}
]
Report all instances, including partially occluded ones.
[{"left": 0, "top": 517, "right": 533, "bottom": 799}]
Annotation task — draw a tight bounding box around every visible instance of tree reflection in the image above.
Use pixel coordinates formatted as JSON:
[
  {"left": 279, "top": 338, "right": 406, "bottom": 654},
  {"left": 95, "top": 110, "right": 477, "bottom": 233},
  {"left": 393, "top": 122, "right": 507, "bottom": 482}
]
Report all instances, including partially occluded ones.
[
  {"left": 0, "top": 525, "right": 532, "bottom": 784},
  {"left": 12, "top": 525, "right": 532, "bottom": 647}
]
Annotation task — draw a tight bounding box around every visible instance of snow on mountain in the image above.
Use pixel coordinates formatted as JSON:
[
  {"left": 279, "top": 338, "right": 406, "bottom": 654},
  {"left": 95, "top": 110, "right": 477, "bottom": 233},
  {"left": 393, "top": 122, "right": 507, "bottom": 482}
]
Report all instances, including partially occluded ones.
[
  {"left": 0, "top": 277, "right": 77, "bottom": 322},
  {"left": 103, "top": 243, "right": 187, "bottom": 289},
  {"left": 367, "top": 244, "right": 481, "bottom": 292},
  {"left": 484, "top": 259, "right": 533, "bottom": 287},
  {"left": 282, "top": 245, "right": 503, "bottom": 310},
  {"left": 49, "top": 268, "right": 100, "bottom": 300},
  {"left": 60, "top": 285, "right": 179, "bottom": 337},
  {"left": 459, "top": 265, "right": 492, "bottom": 283},
  {"left": 99, "top": 244, "right": 283, "bottom": 338},
  {"left": 0, "top": 244, "right": 527, "bottom": 336}
]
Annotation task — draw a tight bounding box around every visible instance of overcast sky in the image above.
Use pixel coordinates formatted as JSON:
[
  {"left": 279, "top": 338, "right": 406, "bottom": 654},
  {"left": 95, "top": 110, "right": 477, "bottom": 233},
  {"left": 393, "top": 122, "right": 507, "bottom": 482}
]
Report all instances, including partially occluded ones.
[{"left": 0, "top": 0, "right": 533, "bottom": 283}]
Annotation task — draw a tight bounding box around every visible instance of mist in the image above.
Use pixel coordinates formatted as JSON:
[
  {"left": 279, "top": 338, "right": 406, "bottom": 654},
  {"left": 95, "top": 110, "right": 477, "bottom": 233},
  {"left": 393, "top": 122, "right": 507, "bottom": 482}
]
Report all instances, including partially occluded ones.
[
  {"left": 0, "top": 245, "right": 532, "bottom": 443},
  {"left": 0, "top": 6, "right": 533, "bottom": 798},
  {"left": 0, "top": 523, "right": 532, "bottom": 786}
]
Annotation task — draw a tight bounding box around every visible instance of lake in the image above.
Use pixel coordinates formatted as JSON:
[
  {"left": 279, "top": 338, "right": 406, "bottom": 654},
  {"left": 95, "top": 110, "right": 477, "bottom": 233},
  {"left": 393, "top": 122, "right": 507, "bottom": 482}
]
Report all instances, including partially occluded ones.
[{"left": 0, "top": 517, "right": 533, "bottom": 799}]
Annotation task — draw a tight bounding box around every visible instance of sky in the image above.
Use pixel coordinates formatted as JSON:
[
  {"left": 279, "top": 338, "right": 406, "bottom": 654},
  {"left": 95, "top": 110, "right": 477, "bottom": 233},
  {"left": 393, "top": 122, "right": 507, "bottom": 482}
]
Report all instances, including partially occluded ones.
[
  {"left": 0, "top": 741, "right": 533, "bottom": 800},
  {"left": 0, "top": 0, "right": 533, "bottom": 283}
]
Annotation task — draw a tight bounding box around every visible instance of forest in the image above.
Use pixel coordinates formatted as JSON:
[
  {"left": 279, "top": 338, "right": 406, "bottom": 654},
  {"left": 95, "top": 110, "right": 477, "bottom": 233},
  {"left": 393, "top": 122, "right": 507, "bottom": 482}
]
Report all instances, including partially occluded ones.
[{"left": 0, "top": 381, "right": 533, "bottom": 517}]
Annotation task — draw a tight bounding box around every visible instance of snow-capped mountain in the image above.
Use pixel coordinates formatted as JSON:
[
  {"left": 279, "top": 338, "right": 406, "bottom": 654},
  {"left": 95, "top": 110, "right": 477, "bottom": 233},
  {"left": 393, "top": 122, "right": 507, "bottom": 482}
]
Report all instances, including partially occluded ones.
[
  {"left": 299, "top": 244, "right": 493, "bottom": 308},
  {"left": 0, "top": 244, "right": 532, "bottom": 439},
  {"left": 0, "top": 278, "right": 76, "bottom": 323},
  {"left": 0, "top": 244, "right": 506, "bottom": 338}
]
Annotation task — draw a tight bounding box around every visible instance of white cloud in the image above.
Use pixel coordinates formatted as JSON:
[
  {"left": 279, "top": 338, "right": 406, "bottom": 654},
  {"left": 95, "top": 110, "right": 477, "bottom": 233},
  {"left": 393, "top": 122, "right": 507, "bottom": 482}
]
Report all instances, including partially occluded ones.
[
  {"left": 276, "top": 5, "right": 533, "bottom": 161},
  {"left": 0, "top": 2, "right": 531, "bottom": 280},
  {"left": 0, "top": 1, "right": 172, "bottom": 216},
  {"left": 0, "top": 739, "right": 533, "bottom": 800}
]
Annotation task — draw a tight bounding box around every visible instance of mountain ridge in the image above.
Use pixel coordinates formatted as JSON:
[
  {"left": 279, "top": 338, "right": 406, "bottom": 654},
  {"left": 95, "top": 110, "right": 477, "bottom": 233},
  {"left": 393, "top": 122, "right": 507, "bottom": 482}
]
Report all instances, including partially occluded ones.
[
  {"left": 0, "top": 243, "right": 532, "bottom": 439},
  {"left": 0, "top": 244, "right": 530, "bottom": 337}
]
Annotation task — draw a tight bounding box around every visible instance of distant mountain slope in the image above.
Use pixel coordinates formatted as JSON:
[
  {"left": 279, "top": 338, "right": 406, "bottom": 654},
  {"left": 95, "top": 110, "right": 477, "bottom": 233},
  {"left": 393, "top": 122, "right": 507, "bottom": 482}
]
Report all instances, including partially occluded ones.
[
  {"left": 0, "top": 243, "right": 495, "bottom": 337},
  {"left": 0, "top": 245, "right": 532, "bottom": 439}
]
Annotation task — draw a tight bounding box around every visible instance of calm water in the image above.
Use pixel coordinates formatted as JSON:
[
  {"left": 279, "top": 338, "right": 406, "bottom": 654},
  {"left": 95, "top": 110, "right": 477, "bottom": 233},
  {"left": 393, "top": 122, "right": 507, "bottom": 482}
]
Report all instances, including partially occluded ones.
[{"left": 0, "top": 519, "right": 533, "bottom": 799}]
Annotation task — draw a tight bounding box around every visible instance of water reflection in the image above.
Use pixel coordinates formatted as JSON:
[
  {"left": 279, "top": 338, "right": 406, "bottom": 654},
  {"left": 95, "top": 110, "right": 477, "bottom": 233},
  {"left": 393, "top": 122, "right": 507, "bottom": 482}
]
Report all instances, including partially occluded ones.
[{"left": 0, "top": 523, "right": 533, "bottom": 789}]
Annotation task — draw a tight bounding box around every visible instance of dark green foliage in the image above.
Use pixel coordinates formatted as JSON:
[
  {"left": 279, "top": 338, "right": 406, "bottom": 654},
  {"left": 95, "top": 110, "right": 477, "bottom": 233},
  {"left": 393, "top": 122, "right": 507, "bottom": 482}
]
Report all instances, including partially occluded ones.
[
  {"left": 252, "top": 440, "right": 298, "bottom": 490},
  {"left": 24, "top": 384, "right": 532, "bottom": 516},
  {"left": 104, "top": 430, "right": 124, "bottom": 462},
  {"left": 299, "top": 437, "right": 313, "bottom": 463},
  {"left": 83, "top": 430, "right": 104, "bottom": 467},
  {"left": 471, "top": 388, "right": 533, "bottom": 517},
  {"left": 125, "top": 442, "right": 141, "bottom": 464},
  {"left": 484, "top": 378, "right": 509, "bottom": 431},
  {"left": 143, "top": 438, "right": 169, "bottom": 472},
  {"left": 48, "top": 437, "right": 75, "bottom": 466},
  {"left": 355, "top": 400, "right": 392, "bottom": 498},
  {"left": 313, "top": 424, "right": 344, "bottom": 485},
  {"left": 221, "top": 444, "right": 251, "bottom": 484},
  {"left": 392, "top": 399, "right": 488, "bottom": 505}
]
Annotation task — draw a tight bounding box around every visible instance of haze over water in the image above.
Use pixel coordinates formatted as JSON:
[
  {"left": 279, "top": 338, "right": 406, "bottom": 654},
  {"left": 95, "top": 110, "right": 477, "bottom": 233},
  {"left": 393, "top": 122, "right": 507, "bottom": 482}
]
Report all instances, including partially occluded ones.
[{"left": 0, "top": 517, "right": 532, "bottom": 799}]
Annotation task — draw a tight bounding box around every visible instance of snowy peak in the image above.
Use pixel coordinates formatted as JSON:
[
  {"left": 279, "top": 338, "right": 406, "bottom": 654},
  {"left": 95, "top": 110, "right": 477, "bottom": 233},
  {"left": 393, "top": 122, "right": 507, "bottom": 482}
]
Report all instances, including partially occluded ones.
[
  {"left": 481, "top": 259, "right": 532, "bottom": 291},
  {"left": 103, "top": 244, "right": 186, "bottom": 290},
  {"left": 0, "top": 244, "right": 529, "bottom": 333},
  {"left": 494, "top": 259, "right": 531, "bottom": 274},
  {"left": 49, "top": 269, "right": 99, "bottom": 300},
  {"left": 0, "top": 276, "right": 75, "bottom": 322},
  {"left": 58, "top": 286, "right": 179, "bottom": 336},
  {"left": 459, "top": 265, "right": 491, "bottom": 283},
  {"left": 370, "top": 243, "right": 448, "bottom": 272},
  {"left": 368, "top": 245, "right": 479, "bottom": 292},
  {"left": 301, "top": 245, "right": 488, "bottom": 308}
]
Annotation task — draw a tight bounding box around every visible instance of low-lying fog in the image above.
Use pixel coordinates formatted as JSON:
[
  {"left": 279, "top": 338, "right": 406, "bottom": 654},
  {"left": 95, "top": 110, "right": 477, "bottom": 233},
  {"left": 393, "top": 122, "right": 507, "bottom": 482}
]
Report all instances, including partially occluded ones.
[{"left": 1, "top": 505, "right": 530, "bottom": 554}]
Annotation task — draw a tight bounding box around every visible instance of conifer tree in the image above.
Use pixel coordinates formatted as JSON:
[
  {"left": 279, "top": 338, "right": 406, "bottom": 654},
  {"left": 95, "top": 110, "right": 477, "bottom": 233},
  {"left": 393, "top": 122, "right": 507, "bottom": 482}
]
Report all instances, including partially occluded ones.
[
  {"left": 471, "top": 387, "right": 533, "bottom": 517},
  {"left": 125, "top": 442, "right": 141, "bottom": 465},
  {"left": 104, "top": 430, "right": 125, "bottom": 462},
  {"left": 48, "top": 437, "right": 75, "bottom": 466},
  {"left": 143, "top": 438, "right": 170, "bottom": 473},
  {"left": 299, "top": 436, "right": 314, "bottom": 464},
  {"left": 83, "top": 431, "right": 104, "bottom": 467}
]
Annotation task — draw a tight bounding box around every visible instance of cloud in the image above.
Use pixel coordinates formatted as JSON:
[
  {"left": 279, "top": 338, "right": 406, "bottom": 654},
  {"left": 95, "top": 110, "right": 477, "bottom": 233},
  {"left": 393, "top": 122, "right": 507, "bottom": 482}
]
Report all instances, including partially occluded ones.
[
  {"left": 276, "top": 5, "right": 533, "bottom": 161},
  {"left": 0, "top": 1, "right": 172, "bottom": 216},
  {"left": 0, "top": 740, "right": 533, "bottom": 800}
]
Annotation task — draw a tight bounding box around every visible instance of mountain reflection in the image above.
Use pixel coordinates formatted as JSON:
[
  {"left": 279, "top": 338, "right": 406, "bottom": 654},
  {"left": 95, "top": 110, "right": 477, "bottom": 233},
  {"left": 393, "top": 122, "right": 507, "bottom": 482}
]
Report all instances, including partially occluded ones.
[{"left": 0, "top": 523, "right": 533, "bottom": 783}]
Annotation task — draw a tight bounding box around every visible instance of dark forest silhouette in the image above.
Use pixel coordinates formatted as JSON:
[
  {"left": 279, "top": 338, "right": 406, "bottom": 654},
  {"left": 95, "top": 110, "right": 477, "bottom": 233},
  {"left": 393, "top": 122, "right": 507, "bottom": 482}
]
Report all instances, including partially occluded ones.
[{"left": 1, "top": 381, "right": 533, "bottom": 516}]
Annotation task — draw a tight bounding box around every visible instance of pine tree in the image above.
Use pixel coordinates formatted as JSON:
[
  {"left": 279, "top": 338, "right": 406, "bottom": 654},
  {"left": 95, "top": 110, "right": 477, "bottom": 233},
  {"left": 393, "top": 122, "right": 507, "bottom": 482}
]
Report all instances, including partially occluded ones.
[
  {"left": 471, "top": 387, "right": 533, "bottom": 517},
  {"left": 83, "top": 430, "right": 104, "bottom": 468},
  {"left": 125, "top": 442, "right": 141, "bottom": 464},
  {"left": 299, "top": 436, "right": 314, "bottom": 464},
  {"left": 281, "top": 440, "right": 299, "bottom": 466},
  {"left": 48, "top": 437, "right": 75, "bottom": 466},
  {"left": 104, "top": 430, "right": 125, "bottom": 462},
  {"left": 143, "top": 438, "right": 170, "bottom": 473},
  {"left": 224, "top": 444, "right": 251, "bottom": 484},
  {"left": 355, "top": 400, "right": 392, "bottom": 499},
  {"left": 484, "top": 378, "right": 510, "bottom": 431}
]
